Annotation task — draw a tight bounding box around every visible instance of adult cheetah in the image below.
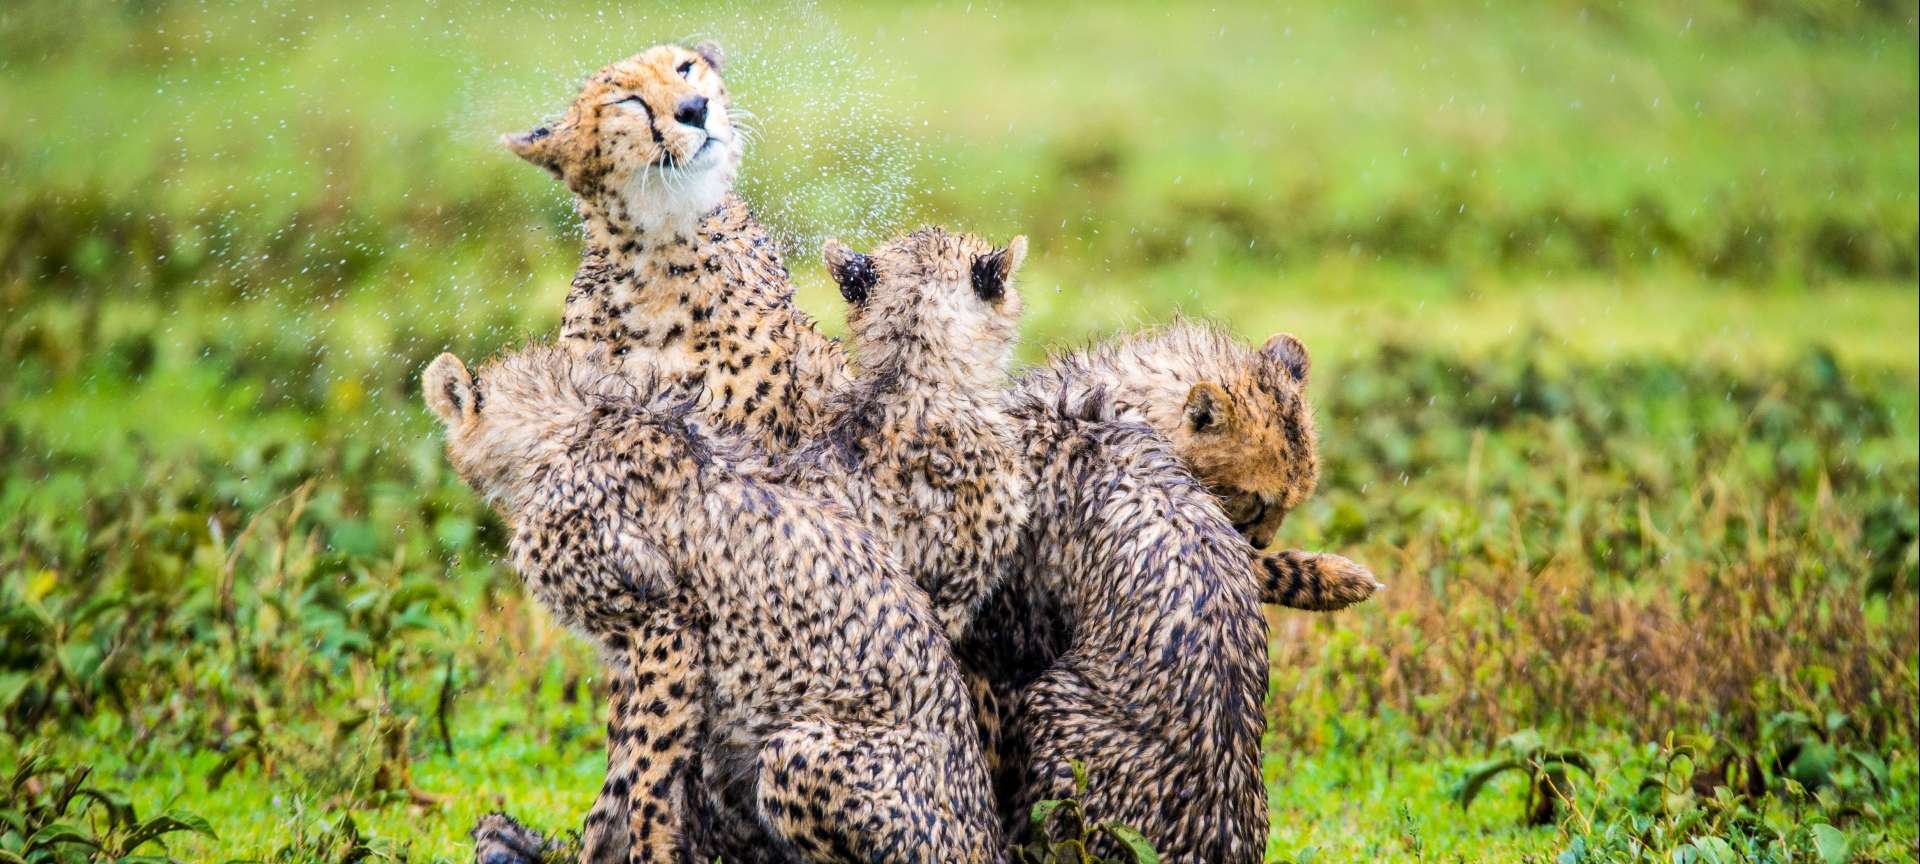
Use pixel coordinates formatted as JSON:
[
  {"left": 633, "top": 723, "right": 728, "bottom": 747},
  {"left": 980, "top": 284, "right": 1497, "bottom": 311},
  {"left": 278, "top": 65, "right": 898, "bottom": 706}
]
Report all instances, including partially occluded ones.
[{"left": 502, "top": 40, "right": 846, "bottom": 454}]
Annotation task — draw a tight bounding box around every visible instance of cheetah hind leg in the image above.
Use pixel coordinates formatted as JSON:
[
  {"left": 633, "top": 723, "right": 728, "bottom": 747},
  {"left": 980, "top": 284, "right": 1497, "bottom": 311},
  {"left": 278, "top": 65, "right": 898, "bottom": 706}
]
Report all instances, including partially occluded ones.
[
  {"left": 1015, "top": 676, "right": 1166, "bottom": 850},
  {"left": 756, "top": 721, "right": 1003, "bottom": 864},
  {"left": 1254, "top": 548, "right": 1383, "bottom": 611},
  {"left": 1016, "top": 673, "right": 1263, "bottom": 863}
]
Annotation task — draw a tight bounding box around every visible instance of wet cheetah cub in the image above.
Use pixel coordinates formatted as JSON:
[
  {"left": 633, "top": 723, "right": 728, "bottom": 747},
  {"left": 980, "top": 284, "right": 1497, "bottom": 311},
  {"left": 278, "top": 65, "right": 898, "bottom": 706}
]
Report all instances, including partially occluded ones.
[
  {"left": 504, "top": 41, "right": 847, "bottom": 455},
  {"left": 425, "top": 345, "right": 1004, "bottom": 863},
  {"left": 787, "top": 227, "right": 1030, "bottom": 638},
  {"left": 996, "top": 391, "right": 1271, "bottom": 862},
  {"left": 1019, "top": 322, "right": 1381, "bottom": 612}
]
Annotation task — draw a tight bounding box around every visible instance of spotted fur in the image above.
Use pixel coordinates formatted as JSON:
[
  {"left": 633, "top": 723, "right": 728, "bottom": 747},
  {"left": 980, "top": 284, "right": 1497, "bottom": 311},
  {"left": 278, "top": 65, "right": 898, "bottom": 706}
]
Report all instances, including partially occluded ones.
[
  {"left": 784, "top": 227, "right": 1031, "bottom": 639},
  {"left": 505, "top": 42, "right": 848, "bottom": 455},
  {"left": 955, "top": 389, "right": 1271, "bottom": 862},
  {"left": 485, "top": 44, "right": 1364, "bottom": 857},
  {"left": 529, "top": 226, "right": 1029, "bottom": 860},
  {"left": 427, "top": 346, "right": 1004, "bottom": 864},
  {"left": 494, "top": 43, "right": 852, "bottom": 862},
  {"left": 472, "top": 811, "right": 572, "bottom": 864},
  {"left": 1015, "top": 321, "right": 1382, "bottom": 611}
]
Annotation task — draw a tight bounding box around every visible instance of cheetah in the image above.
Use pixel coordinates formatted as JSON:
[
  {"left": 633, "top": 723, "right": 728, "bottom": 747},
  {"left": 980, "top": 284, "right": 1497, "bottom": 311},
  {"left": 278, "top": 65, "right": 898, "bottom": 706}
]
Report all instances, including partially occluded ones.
[
  {"left": 485, "top": 227, "right": 1031, "bottom": 862},
  {"left": 1016, "top": 321, "right": 1382, "bottom": 612},
  {"left": 426, "top": 345, "right": 1005, "bottom": 863},
  {"left": 498, "top": 42, "right": 854, "bottom": 861},
  {"left": 971, "top": 388, "right": 1271, "bottom": 862},
  {"left": 490, "top": 39, "right": 1362, "bottom": 856},
  {"left": 784, "top": 227, "right": 1031, "bottom": 639},
  {"left": 654, "top": 227, "right": 1031, "bottom": 859},
  {"left": 502, "top": 40, "right": 847, "bottom": 455}
]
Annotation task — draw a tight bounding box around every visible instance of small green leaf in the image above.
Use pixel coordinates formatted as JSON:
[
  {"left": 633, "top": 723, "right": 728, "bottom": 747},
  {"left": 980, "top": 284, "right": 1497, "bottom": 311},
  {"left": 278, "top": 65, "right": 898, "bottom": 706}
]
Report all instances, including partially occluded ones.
[
  {"left": 1809, "top": 824, "right": 1849, "bottom": 864},
  {"left": 1029, "top": 798, "right": 1066, "bottom": 836},
  {"left": 1541, "top": 751, "right": 1595, "bottom": 777},
  {"left": 1789, "top": 742, "right": 1836, "bottom": 789},
  {"left": 1499, "top": 729, "right": 1545, "bottom": 755},
  {"left": 1848, "top": 750, "right": 1888, "bottom": 791},
  {"left": 1690, "top": 835, "right": 1737, "bottom": 864},
  {"left": 23, "top": 823, "right": 98, "bottom": 853},
  {"left": 1094, "top": 822, "right": 1160, "bottom": 863},
  {"left": 0, "top": 674, "right": 31, "bottom": 712}
]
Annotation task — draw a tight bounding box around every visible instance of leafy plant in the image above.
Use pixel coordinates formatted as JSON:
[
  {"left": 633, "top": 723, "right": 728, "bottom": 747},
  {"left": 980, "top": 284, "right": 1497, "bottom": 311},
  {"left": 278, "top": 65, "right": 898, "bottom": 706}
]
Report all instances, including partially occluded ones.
[
  {"left": 0, "top": 754, "right": 214, "bottom": 863},
  {"left": 1455, "top": 730, "right": 1596, "bottom": 826},
  {"left": 1011, "top": 763, "right": 1159, "bottom": 864},
  {"left": 265, "top": 810, "right": 409, "bottom": 864}
]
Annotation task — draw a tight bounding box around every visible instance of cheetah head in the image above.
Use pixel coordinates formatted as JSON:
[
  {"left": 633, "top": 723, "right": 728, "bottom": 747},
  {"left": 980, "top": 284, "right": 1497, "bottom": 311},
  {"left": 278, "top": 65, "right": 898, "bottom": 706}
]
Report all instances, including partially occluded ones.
[
  {"left": 424, "top": 346, "right": 638, "bottom": 510},
  {"left": 824, "top": 227, "right": 1026, "bottom": 386},
  {"left": 1176, "top": 332, "right": 1319, "bottom": 549},
  {"left": 503, "top": 42, "right": 740, "bottom": 233}
]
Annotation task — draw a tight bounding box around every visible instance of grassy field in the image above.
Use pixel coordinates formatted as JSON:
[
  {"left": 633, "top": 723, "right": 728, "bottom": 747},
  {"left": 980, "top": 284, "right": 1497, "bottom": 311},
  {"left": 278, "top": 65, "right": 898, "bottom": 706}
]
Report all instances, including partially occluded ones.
[{"left": 1, "top": 1, "right": 1916, "bottom": 861}]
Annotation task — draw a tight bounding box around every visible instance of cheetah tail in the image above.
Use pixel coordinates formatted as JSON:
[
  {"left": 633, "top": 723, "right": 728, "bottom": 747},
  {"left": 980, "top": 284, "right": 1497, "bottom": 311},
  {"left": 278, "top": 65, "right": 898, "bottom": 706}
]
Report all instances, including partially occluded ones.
[{"left": 1255, "top": 548, "right": 1383, "bottom": 611}]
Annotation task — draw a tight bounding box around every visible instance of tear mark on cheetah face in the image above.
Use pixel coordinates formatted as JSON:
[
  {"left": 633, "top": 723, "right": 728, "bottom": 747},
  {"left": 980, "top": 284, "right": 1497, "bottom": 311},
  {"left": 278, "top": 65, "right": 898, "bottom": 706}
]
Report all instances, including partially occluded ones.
[{"left": 503, "top": 42, "right": 740, "bottom": 233}]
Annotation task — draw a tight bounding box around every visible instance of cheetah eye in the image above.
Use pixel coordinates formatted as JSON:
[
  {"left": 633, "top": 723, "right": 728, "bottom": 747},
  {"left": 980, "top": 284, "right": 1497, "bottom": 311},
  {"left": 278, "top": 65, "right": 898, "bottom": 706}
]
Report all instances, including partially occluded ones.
[{"left": 676, "top": 60, "right": 695, "bottom": 80}]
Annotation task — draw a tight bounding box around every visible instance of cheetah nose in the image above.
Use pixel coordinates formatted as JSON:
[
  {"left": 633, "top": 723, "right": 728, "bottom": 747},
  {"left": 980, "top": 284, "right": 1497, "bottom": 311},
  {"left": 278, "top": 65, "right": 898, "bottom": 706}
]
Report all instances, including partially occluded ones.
[{"left": 674, "top": 95, "right": 709, "bottom": 129}]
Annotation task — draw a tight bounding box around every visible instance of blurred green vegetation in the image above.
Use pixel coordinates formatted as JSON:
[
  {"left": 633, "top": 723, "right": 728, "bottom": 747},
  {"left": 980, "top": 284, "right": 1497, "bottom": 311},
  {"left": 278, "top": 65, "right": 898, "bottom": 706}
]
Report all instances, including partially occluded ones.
[{"left": 0, "top": 1, "right": 1915, "bottom": 861}]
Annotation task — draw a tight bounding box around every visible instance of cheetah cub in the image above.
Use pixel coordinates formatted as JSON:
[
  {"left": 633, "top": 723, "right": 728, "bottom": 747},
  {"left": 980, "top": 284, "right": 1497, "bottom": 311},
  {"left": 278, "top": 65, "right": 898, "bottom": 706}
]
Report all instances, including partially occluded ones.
[
  {"left": 424, "top": 345, "right": 1004, "bottom": 863},
  {"left": 995, "top": 392, "right": 1272, "bottom": 862},
  {"left": 528, "top": 227, "right": 1031, "bottom": 863},
  {"left": 504, "top": 41, "right": 847, "bottom": 455},
  {"left": 787, "top": 227, "right": 1031, "bottom": 639},
  {"left": 1019, "top": 322, "right": 1382, "bottom": 612}
]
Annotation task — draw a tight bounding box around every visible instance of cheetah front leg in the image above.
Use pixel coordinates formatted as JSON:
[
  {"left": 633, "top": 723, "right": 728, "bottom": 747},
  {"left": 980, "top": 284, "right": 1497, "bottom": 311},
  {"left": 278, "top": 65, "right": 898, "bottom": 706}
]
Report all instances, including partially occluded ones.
[
  {"left": 578, "top": 637, "right": 637, "bottom": 864},
  {"left": 580, "top": 612, "right": 703, "bottom": 864},
  {"left": 1252, "top": 548, "right": 1382, "bottom": 611}
]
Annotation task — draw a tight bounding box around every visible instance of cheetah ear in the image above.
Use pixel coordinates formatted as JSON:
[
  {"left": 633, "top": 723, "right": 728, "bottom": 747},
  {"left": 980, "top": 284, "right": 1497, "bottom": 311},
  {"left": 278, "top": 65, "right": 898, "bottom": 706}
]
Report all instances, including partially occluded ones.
[
  {"left": 694, "top": 40, "right": 725, "bottom": 72},
  {"left": 1261, "top": 332, "right": 1310, "bottom": 384},
  {"left": 824, "top": 239, "right": 875, "bottom": 305},
  {"left": 502, "top": 125, "right": 562, "bottom": 174},
  {"left": 423, "top": 353, "right": 477, "bottom": 427},
  {"left": 971, "top": 235, "right": 1026, "bottom": 302},
  {"left": 1183, "top": 382, "right": 1232, "bottom": 434}
]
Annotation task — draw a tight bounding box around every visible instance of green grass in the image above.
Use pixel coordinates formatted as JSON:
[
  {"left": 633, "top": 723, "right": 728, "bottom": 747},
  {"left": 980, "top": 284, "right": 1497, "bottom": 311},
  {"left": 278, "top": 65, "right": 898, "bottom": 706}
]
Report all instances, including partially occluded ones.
[{"left": 1, "top": 1, "right": 1916, "bottom": 862}]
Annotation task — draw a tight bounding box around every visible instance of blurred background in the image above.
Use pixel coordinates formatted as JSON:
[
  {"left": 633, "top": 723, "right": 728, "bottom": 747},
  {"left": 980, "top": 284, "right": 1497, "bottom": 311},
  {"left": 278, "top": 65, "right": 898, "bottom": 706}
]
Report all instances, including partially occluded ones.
[{"left": 0, "top": 2, "right": 1914, "bottom": 861}]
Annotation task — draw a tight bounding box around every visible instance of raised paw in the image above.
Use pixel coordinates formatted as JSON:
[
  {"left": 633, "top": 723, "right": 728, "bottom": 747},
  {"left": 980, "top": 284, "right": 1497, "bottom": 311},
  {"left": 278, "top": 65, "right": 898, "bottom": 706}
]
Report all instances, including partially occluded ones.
[{"left": 1315, "top": 553, "right": 1384, "bottom": 609}]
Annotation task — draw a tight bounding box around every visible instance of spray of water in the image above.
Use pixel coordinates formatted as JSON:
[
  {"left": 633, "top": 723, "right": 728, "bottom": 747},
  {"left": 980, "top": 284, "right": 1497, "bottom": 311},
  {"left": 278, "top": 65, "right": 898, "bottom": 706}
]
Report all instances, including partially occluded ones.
[{"left": 456, "top": 0, "right": 927, "bottom": 256}]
